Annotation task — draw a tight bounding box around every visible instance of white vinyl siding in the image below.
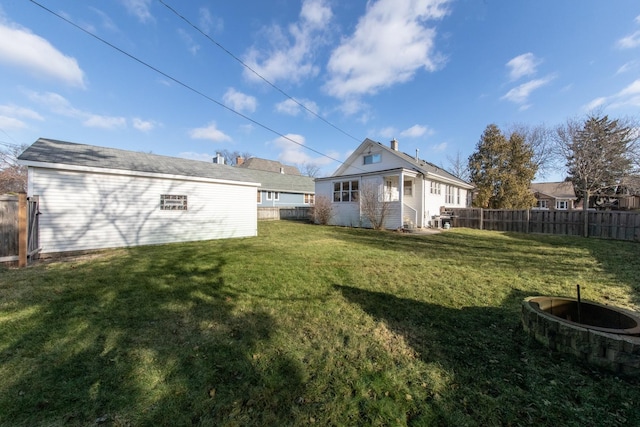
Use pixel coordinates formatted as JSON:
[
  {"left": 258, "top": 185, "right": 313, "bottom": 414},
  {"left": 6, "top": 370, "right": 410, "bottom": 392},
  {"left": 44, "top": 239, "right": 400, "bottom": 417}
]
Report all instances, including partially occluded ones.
[{"left": 30, "top": 167, "right": 257, "bottom": 253}]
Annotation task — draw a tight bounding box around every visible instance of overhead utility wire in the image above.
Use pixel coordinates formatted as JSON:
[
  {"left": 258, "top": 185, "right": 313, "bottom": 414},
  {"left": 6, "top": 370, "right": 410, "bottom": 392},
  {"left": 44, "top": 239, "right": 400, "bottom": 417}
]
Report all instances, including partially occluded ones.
[
  {"left": 157, "top": 0, "right": 361, "bottom": 143},
  {"left": 28, "top": 0, "right": 358, "bottom": 169}
]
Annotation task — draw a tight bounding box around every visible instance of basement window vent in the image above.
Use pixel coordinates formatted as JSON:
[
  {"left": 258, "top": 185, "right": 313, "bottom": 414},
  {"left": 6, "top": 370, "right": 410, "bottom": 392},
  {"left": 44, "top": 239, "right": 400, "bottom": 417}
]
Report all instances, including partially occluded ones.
[{"left": 160, "top": 194, "right": 188, "bottom": 210}]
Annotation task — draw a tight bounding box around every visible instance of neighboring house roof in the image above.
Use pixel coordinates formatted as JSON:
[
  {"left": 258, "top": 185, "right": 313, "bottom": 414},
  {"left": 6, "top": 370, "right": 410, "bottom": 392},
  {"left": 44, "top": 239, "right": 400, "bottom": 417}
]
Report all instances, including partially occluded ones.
[
  {"left": 237, "top": 157, "right": 301, "bottom": 175},
  {"left": 325, "top": 138, "right": 473, "bottom": 189},
  {"left": 18, "top": 138, "right": 259, "bottom": 185},
  {"left": 240, "top": 168, "right": 314, "bottom": 194},
  {"left": 530, "top": 181, "right": 577, "bottom": 200}
]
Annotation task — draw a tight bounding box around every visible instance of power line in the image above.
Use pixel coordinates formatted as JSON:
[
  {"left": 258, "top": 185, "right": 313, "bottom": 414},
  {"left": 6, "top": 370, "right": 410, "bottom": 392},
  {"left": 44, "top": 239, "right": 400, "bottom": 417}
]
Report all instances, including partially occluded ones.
[
  {"left": 0, "top": 128, "right": 21, "bottom": 148},
  {"left": 157, "top": 0, "right": 361, "bottom": 143},
  {"left": 28, "top": 0, "right": 360, "bottom": 170}
]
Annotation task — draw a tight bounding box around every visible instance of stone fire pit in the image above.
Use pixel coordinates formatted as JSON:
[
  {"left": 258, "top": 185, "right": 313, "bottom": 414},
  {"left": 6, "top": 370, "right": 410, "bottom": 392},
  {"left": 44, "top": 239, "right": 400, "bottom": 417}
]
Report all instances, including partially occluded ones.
[{"left": 522, "top": 296, "right": 640, "bottom": 375}]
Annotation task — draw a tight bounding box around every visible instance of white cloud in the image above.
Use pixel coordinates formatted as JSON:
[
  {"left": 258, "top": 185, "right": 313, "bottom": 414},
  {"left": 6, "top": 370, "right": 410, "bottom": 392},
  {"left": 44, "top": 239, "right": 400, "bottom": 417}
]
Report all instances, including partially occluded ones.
[
  {"left": 0, "top": 22, "right": 86, "bottom": 88},
  {"left": 272, "top": 133, "right": 312, "bottom": 164},
  {"left": 617, "top": 15, "right": 640, "bottom": 49},
  {"left": 89, "top": 7, "right": 120, "bottom": 33},
  {"left": 616, "top": 60, "right": 639, "bottom": 75},
  {"left": 0, "top": 104, "right": 43, "bottom": 121},
  {"left": 243, "top": 0, "right": 332, "bottom": 84},
  {"left": 178, "top": 28, "right": 200, "bottom": 55},
  {"left": 27, "top": 91, "right": 80, "bottom": 117},
  {"left": 0, "top": 116, "right": 27, "bottom": 130},
  {"left": 431, "top": 142, "right": 447, "bottom": 153},
  {"left": 506, "top": 53, "right": 541, "bottom": 81},
  {"left": 337, "top": 98, "right": 371, "bottom": 118},
  {"left": 121, "top": 0, "right": 153, "bottom": 23},
  {"left": 300, "top": 0, "right": 333, "bottom": 27},
  {"left": 324, "top": 0, "right": 450, "bottom": 99},
  {"left": 583, "top": 97, "right": 607, "bottom": 111},
  {"left": 502, "top": 75, "right": 555, "bottom": 104},
  {"left": 223, "top": 88, "right": 257, "bottom": 114},
  {"left": 582, "top": 79, "right": 640, "bottom": 110},
  {"left": 400, "top": 124, "right": 433, "bottom": 138},
  {"left": 189, "top": 122, "right": 232, "bottom": 142},
  {"left": 617, "top": 31, "right": 640, "bottom": 49},
  {"left": 618, "top": 79, "right": 640, "bottom": 97},
  {"left": 271, "top": 133, "right": 335, "bottom": 166},
  {"left": 26, "top": 91, "right": 149, "bottom": 131},
  {"left": 132, "top": 118, "right": 157, "bottom": 132},
  {"left": 376, "top": 127, "right": 397, "bottom": 139},
  {"left": 199, "top": 7, "right": 223, "bottom": 34},
  {"left": 83, "top": 114, "right": 127, "bottom": 130},
  {"left": 274, "top": 98, "right": 319, "bottom": 116}
]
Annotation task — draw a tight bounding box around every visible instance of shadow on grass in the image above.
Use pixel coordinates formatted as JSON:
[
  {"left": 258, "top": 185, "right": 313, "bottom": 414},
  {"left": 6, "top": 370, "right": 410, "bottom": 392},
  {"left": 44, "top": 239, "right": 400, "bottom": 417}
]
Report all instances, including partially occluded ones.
[
  {"left": 333, "top": 284, "right": 640, "bottom": 425},
  {"left": 0, "top": 243, "right": 305, "bottom": 426},
  {"left": 328, "top": 226, "right": 640, "bottom": 306}
]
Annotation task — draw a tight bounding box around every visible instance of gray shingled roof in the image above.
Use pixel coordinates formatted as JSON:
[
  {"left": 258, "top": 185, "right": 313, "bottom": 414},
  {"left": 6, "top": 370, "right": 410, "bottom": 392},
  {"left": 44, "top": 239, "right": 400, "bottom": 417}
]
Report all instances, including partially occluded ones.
[
  {"left": 238, "top": 157, "right": 301, "bottom": 175},
  {"left": 364, "top": 138, "right": 471, "bottom": 186},
  {"left": 241, "top": 168, "right": 314, "bottom": 193},
  {"left": 19, "top": 138, "right": 315, "bottom": 193},
  {"left": 530, "top": 181, "right": 577, "bottom": 199}
]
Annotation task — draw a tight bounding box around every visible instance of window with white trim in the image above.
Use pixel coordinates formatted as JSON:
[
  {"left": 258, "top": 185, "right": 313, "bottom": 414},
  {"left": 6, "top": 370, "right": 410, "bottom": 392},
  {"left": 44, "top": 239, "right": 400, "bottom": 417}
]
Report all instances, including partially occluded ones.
[
  {"left": 160, "top": 194, "right": 187, "bottom": 210},
  {"left": 266, "top": 191, "right": 279, "bottom": 201},
  {"left": 333, "top": 180, "right": 359, "bottom": 202},
  {"left": 445, "top": 186, "right": 454, "bottom": 203},
  {"left": 430, "top": 181, "right": 441, "bottom": 195},
  {"left": 304, "top": 193, "right": 315, "bottom": 204},
  {"left": 536, "top": 200, "right": 548, "bottom": 209},
  {"left": 363, "top": 153, "right": 381, "bottom": 165},
  {"left": 556, "top": 200, "right": 568, "bottom": 210},
  {"left": 403, "top": 180, "right": 413, "bottom": 196}
]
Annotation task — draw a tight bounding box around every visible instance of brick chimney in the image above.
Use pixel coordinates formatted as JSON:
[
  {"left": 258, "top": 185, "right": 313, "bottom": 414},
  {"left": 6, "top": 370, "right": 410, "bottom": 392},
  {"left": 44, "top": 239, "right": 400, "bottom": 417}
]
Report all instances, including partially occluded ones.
[
  {"left": 390, "top": 138, "right": 398, "bottom": 151},
  {"left": 236, "top": 156, "right": 244, "bottom": 166}
]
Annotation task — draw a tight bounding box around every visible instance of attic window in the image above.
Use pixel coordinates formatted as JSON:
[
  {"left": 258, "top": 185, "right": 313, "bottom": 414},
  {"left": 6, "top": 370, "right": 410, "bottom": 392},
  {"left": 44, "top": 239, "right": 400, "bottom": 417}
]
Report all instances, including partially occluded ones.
[
  {"left": 160, "top": 194, "right": 187, "bottom": 210},
  {"left": 363, "top": 153, "right": 381, "bottom": 165}
]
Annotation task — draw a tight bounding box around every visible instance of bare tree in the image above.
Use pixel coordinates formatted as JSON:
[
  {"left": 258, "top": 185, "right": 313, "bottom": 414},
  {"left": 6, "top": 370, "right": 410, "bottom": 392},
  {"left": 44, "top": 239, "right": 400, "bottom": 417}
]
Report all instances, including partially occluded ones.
[
  {"left": 445, "top": 150, "right": 470, "bottom": 181},
  {"left": 359, "top": 180, "right": 392, "bottom": 230},
  {"left": 0, "top": 143, "right": 28, "bottom": 194},
  {"left": 311, "top": 195, "right": 333, "bottom": 225},
  {"left": 506, "top": 123, "right": 557, "bottom": 180},
  {"left": 219, "top": 149, "right": 253, "bottom": 166},
  {"left": 297, "top": 162, "right": 321, "bottom": 178}
]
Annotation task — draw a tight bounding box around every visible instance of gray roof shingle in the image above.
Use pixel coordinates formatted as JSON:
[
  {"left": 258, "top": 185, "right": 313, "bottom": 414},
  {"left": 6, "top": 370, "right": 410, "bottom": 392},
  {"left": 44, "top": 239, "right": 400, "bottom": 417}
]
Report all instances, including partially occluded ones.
[
  {"left": 238, "top": 157, "right": 301, "bottom": 175},
  {"left": 18, "top": 138, "right": 312, "bottom": 193}
]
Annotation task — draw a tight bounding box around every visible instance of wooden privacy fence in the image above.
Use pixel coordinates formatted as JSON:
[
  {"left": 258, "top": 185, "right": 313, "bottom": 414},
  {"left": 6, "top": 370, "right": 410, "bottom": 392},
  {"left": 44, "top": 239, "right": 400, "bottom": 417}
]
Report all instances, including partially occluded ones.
[
  {"left": 448, "top": 208, "right": 640, "bottom": 242},
  {"left": 0, "top": 194, "right": 40, "bottom": 266},
  {"left": 258, "top": 207, "right": 312, "bottom": 221}
]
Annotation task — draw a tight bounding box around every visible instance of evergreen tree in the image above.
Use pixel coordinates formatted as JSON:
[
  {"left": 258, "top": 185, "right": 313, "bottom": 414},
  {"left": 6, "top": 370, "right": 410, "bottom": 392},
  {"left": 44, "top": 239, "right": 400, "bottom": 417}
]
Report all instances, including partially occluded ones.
[
  {"left": 468, "top": 124, "right": 538, "bottom": 208},
  {"left": 556, "top": 114, "right": 637, "bottom": 235}
]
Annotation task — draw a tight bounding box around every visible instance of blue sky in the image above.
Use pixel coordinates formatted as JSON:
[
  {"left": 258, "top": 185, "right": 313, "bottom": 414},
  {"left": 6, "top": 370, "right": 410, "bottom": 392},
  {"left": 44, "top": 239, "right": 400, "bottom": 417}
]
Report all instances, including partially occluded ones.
[{"left": 1, "top": 0, "right": 639, "bottom": 180}]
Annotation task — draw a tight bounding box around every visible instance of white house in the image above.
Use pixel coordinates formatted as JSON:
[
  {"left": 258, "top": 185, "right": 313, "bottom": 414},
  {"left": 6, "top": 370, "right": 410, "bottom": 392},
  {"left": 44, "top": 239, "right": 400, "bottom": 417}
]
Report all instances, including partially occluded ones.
[
  {"left": 18, "top": 138, "right": 261, "bottom": 254},
  {"left": 236, "top": 158, "right": 315, "bottom": 208},
  {"left": 315, "top": 138, "right": 474, "bottom": 229}
]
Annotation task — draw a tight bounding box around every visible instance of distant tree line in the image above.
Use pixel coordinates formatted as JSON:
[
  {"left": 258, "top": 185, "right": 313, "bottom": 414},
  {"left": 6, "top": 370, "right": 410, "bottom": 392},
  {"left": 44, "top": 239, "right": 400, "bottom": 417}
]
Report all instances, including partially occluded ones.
[{"left": 460, "top": 113, "right": 639, "bottom": 215}]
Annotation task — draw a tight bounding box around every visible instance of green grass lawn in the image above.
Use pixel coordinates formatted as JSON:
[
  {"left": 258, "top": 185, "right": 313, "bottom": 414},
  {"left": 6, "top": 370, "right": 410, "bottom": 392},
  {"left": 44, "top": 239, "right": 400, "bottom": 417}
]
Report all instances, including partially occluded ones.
[{"left": 1, "top": 221, "right": 639, "bottom": 426}]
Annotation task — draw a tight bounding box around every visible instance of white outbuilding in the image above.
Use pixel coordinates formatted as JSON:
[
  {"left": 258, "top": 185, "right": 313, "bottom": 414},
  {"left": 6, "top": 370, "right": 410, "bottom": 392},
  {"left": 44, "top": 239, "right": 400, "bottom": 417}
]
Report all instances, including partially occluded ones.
[{"left": 18, "top": 138, "right": 260, "bottom": 254}]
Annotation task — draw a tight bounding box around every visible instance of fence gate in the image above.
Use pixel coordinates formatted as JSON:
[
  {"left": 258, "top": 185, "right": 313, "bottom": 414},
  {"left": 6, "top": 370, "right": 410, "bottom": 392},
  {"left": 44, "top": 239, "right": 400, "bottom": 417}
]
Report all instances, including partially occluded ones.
[
  {"left": 27, "top": 196, "right": 40, "bottom": 262},
  {"left": 0, "top": 194, "right": 40, "bottom": 266}
]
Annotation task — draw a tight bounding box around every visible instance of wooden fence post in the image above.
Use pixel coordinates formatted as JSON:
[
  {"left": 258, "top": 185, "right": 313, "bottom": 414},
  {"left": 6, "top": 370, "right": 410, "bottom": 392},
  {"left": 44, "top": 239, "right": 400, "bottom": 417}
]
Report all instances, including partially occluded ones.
[
  {"left": 479, "top": 208, "right": 483, "bottom": 230},
  {"left": 18, "top": 193, "right": 27, "bottom": 268}
]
